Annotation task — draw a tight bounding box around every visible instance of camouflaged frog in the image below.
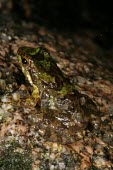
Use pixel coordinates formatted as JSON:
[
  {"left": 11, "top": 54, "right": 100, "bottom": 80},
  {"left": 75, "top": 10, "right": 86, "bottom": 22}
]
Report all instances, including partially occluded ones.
[{"left": 17, "top": 46, "right": 98, "bottom": 144}]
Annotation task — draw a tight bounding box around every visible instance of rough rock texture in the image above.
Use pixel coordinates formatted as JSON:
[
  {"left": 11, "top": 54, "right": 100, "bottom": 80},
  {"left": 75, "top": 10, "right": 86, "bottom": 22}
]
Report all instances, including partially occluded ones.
[{"left": 0, "top": 1, "right": 113, "bottom": 169}]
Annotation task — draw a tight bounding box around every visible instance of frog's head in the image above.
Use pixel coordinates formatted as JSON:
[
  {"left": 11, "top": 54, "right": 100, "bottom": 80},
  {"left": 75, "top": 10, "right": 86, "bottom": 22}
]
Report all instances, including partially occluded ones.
[{"left": 17, "top": 46, "right": 59, "bottom": 88}]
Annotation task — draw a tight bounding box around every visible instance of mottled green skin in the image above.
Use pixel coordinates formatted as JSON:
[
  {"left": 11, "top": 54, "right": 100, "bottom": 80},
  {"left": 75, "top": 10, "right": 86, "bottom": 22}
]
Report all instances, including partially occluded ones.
[{"left": 17, "top": 46, "right": 97, "bottom": 144}]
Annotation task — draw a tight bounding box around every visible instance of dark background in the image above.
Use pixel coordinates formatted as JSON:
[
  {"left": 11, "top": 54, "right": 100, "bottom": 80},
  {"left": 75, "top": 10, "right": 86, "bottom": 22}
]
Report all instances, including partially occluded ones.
[{"left": 1, "top": 0, "right": 113, "bottom": 49}]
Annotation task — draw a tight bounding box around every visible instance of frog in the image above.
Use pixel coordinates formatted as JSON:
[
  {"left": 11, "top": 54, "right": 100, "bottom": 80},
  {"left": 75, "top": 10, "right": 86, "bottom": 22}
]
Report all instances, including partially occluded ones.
[{"left": 17, "top": 46, "right": 99, "bottom": 144}]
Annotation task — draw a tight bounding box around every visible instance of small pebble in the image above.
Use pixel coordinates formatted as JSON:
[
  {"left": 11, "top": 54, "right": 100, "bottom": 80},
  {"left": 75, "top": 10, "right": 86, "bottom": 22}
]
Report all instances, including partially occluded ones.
[
  {"left": 0, "top": 79, "right": 6, "bottom": 90},
  {"left": 1, "top": 95, "right": 11, "bottom": 103},
  {"left": 12, "top": 92, "right": 20, "bottom": 101}
]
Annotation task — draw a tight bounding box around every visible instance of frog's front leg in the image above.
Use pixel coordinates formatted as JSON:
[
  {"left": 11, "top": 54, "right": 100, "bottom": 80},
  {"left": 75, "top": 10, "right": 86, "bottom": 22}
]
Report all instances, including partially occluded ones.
[
  {"left": 16, "top": 84, "right": 39, "bottom": 107},
  {"left": 25, "top": 84, "right": 39, "bottom": 107}
]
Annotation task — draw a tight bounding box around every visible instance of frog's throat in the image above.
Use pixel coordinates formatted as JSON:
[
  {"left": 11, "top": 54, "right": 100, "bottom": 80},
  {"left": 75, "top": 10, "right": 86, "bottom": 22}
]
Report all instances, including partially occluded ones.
[{"left": 22, "top": 66, "right": 32, "bottom": 84}]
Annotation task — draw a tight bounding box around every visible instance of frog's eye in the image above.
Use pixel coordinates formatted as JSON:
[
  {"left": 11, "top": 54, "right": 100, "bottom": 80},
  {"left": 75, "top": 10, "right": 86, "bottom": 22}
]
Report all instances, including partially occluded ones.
[{"left": 22, "top": 58, "right": 28, "bottom": 64}]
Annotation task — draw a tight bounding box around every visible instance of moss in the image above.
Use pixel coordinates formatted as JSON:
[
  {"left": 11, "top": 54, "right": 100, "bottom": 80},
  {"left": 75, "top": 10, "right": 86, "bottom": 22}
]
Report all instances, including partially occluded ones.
[
  {"left": 39, "top": 72, "right": 55, "bottom": 83},
  {"left": 0, "top": 143, "right": 32, "bottom": 170},
  {"left": 38, "top": 60, "right": 51, "bottom": 71}
]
